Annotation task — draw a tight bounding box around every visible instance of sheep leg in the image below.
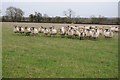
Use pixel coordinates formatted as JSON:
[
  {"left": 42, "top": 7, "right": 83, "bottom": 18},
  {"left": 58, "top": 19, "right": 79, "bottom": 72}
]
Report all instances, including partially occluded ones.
[
  {"left": 80, "top": 37, "right": 82, "bottom": 40},
  {"left": 61, "top": 34, "right": 64, "bottom": 38},
  {"left": 94, "top": 37, "right": 96, "bottom": 40},
  {"left": 89, "top": 36, "right": 91, "bottom": 40}
]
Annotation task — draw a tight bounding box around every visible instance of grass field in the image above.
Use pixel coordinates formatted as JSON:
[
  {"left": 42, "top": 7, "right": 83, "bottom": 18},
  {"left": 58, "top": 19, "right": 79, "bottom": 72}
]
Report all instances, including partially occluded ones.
[{"left": 2, "top": 22, "right": 118, "bottom": 78}]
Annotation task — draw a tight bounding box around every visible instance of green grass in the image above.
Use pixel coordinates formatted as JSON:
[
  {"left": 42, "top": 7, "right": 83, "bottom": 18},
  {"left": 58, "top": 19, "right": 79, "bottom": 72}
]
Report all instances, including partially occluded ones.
[{"left": 2, "top": 22, "right": 118, "bottom": 78}]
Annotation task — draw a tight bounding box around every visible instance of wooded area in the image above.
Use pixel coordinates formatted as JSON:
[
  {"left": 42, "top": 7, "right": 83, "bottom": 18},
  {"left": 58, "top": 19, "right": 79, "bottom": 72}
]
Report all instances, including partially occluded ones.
[{"left": 1, "top": 6, "right": 119, "bottom": 25}]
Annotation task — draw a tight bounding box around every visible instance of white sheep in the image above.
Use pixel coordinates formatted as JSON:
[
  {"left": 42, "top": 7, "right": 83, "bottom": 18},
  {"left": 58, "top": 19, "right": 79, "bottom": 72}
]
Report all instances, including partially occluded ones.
[
  {"left": 18, "top": 26, "right": 24, "bottom": 34},
  {"left": 79, "top": 29, "right": 86, "bottom": 40},
  {"left": 31, "top": 27, "right": 39, "bottom": 36},
  {"left": 13, "top": 25, "right": 19, "bottom": 33},
  {"left": 104, "top": 29, "right": 113, "bottom": 38},
  {"left": 91, "top": 29, "right": 100, "bottom": 39},
  {"left": 68, "top": 28, "right": 74, "bottom": 36},
  {"left": 74, "top": 29, "right": 80, "bottom": 37},
  {"left": 111, "top": 27, "right": 119, "bottom": 32},
  {"left": 99, "top": 28, "right": 104, "bottom": 35},
  {"left": 49, "top": 26, "right": 57, "bottom": 36},
  {"left": 43, "top": 28, "right": 49, "bottom": 35},
  {"left": 85, "top": 29, "right": 93, "bottom": 39},
  {"left": 60, "top": 27, "right": 66, "bottom": 35},
  {"left": 38, "top": 26, "right": 44, "bottom": 33},
  {"left": 24, "top": 27, "right": 31, "bottom": 36}
]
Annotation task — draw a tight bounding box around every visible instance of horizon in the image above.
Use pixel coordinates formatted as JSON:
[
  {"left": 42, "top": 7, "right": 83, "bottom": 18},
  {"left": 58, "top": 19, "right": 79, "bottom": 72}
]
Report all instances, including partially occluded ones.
[{"left": 1, "top": 2, "right": 118, "bottom": 18}]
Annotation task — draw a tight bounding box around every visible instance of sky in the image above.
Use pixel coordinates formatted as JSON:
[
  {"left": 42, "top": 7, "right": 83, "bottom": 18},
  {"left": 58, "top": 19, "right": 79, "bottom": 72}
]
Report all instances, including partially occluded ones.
[{"left": 1, "top": 1, "right": 119, "bottom": 18}]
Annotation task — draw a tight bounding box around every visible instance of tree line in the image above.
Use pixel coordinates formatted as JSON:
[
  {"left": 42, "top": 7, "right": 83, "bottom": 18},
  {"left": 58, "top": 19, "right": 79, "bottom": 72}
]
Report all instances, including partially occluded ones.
[{"left": 1, "top": 6, "right": 119, "bottom": 25}]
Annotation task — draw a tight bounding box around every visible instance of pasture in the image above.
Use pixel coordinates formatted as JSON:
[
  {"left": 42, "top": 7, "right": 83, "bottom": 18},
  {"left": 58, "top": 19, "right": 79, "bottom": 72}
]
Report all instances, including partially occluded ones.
[{"left": 2, "top": 22, "right": 118, "bottom": 78}]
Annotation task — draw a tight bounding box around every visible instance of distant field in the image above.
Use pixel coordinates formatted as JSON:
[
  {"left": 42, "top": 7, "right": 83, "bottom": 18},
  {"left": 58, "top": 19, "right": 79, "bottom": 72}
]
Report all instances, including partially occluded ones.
[{"left": 2, "top": 22, "right": 118, "bottom": 78}]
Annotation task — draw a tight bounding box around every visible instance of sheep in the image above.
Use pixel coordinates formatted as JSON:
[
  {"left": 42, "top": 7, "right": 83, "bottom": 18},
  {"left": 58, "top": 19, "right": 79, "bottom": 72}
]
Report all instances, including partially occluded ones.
[
  {"left": 60, "top": 27, "right": 66, "bottom": 35},
  {"left": 104, "top": 29, "right": 113, "bottom": 38},
  {"left": 114, "top": 27, "right": 119, "bottom": 32},
  {"left": 91, "top": 29, "right": 100, "bottom": 39},
  {"left": 59, "top": 27, "right": 66, "bottom": 37},
  {"left": 18, "top": 26, "right": 25, "bottom": 34},
  {"left": 74, "top": 26, "right": 79, "bottom": 30},
  {"left": 43, "top": 27, "right": 49, "bottom": 36},
  {"left": 99, "top": 27, "right": 104, "bottom": 35},
  {"left": 79, "top": 28, "right": 86, "bottom": 40},
  {"left": 24, "top": 27, "right": 31, "bottom": 36},
  {"left": 65, "top": 26, "right": 70, "bottom": 36},
  {"left": 31, "top": 27, "right": 39, "bottom": 36},
  {"left": 13, "top": 25, "right": 115, "bottom": 40},
  {"left": 85, "top": 29, "right": 93, "bottom": 39},
  {"left": 13, "top": 25, "right": 19, "bottom": 33},
  {"left": 84, "top": 26, "right": 89, "bottom": 30},
  {"left": 49, "top": 26, "right": 57, "bottom": 37},
  {"left": 67, "top": 27, "right": 75, "bottom": 38},
  {"left": 73, "top": 29, "right": 80, "bottom": 37},
  {"left": 79, "top": 32, "right": 85, "bottom": 40},
  {"left": 110, "top": 26, "right": 119, "bottom": 32},
  {"left": 70, "top": 25, "right": 78, "bottom": 30},
  {"left": 59, "top": 26, "right": 69, "bottom": 37},
  {"left": 38, "top": 26, "right": 44, "bottom": 33}
]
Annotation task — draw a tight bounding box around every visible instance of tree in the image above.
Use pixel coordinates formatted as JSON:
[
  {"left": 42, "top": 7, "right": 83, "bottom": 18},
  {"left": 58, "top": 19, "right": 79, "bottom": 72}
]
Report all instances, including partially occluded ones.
[
  {"left": 29, "top": 12, "right": 43, "bottom": 22},
  {"left": 98, "top": 15, "right": 107, "bottom": 24},
  {"left": 90, "top": 15, "right": 99, "bottom": 24},
  {"left": 43, "top": 14, "right": 49, "bottom": 18},
  {"left": 63, "top": 9, "right": 75, "bottom": 23},
  {"left": 34, "top": 12, "right": 42, "bottom": 22},
  {"left": 15, "top": 8, "right": 24, "bottom": 21},
  {"left": 90, "top": 15, "right": 108, "bottom": 24},
  {"left": 37, "top": 12, "right": 42, "bottom": 22},
  {"left": 6, "top": 6, "right": 24, "bottom": 22},
  {"left": 43, "top": 14, "right": 49, "bottom": 22},
  {"left": 29, "top": 14, "right": 34, "bottom": 22}
]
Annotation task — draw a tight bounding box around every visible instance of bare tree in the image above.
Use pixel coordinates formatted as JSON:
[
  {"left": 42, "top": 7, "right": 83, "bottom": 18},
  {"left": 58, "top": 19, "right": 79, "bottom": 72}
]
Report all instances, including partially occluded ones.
[
  {"left": 64, "top": 9, "right": 75, "bottom": 18},
  {"left": 63, "top": 9, "right": 75, "bottom": 23}
]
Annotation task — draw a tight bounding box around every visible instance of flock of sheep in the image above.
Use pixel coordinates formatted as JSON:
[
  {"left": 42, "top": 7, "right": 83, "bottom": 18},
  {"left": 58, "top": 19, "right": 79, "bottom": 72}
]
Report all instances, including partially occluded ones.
[{"left": 13, "top": 25, "right": 119, "bottom": 40}]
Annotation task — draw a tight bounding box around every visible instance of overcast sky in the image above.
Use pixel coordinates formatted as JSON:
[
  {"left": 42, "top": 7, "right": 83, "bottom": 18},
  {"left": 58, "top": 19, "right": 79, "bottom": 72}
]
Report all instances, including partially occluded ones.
[{"left": 1, "top": 2, "right": 118, "bottom": 18}]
